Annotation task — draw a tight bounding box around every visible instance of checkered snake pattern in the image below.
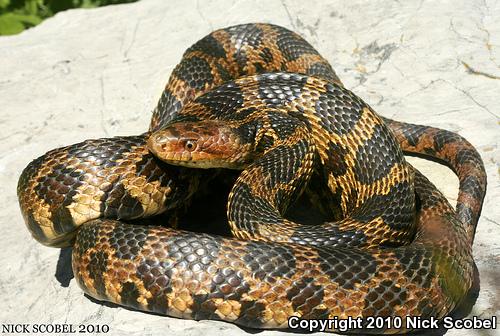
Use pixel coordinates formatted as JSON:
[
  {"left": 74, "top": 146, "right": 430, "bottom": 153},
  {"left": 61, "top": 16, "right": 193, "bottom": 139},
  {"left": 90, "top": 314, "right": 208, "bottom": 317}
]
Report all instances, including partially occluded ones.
[{"left": 17, "top": 23, "right": 486, "bottom": 333}]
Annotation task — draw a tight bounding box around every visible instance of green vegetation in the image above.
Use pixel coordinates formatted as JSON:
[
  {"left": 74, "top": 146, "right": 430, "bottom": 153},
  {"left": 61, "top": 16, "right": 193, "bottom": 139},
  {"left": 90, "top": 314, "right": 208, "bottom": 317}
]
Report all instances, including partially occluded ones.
[{"left": 0, "top": 0, "right": 137, "bottom": 35}]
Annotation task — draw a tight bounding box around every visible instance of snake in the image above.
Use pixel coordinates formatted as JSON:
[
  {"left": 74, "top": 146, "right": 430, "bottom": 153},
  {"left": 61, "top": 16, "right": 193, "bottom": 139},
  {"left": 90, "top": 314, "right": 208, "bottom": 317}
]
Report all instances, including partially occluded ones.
[{"left": 17, "top": 23, "right": 486, "bottom": 333}]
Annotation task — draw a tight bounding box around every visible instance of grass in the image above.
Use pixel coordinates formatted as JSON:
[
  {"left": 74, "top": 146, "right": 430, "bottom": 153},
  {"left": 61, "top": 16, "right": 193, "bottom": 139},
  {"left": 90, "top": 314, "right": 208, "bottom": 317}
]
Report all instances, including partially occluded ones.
[{"left": 0, "top": 0, "right": 137, "bottom": 35}]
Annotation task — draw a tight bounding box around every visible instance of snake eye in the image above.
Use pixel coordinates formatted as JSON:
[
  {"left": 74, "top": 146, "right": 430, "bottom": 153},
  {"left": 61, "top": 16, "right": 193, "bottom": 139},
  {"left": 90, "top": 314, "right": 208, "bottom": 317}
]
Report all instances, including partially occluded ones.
[{"left": 184, "top": 140, "right": 196, "bottom": 151}]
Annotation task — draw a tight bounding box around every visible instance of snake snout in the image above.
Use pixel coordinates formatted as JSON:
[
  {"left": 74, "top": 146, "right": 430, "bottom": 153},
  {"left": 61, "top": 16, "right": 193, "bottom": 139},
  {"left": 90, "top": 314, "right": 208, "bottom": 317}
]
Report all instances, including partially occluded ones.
[
  {"left": 152, "top": 132, "right": 169, "bottom": 144},
  {"left": 147, "top": 129, "right": 179, "bottom": 160}
]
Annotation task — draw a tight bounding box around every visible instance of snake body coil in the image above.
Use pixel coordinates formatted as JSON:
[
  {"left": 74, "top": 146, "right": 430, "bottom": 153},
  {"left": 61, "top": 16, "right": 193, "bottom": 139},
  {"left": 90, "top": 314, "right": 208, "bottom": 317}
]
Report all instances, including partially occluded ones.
[{"left": 18, "top": 23, "right": 486, "bottom": 333}]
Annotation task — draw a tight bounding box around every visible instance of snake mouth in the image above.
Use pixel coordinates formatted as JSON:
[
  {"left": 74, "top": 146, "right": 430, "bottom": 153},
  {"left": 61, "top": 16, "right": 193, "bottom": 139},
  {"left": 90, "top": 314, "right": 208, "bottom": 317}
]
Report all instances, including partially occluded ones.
[{"left": 147, "top": 121, "right": 254, "bottom": 169}]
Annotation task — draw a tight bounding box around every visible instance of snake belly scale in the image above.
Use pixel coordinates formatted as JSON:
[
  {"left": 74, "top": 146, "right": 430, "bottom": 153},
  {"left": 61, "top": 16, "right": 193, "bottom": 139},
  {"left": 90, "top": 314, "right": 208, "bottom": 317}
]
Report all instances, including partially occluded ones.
[{"left": 17, "top": 23, "right": 486, "bottom": 333}]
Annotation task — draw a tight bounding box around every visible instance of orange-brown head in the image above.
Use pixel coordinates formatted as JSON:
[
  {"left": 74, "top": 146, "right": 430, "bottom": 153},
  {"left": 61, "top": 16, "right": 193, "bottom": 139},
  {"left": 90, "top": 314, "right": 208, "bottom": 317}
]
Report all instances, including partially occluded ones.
[{"left": 147, "top": 120, "right": 254, "bottom": 169}]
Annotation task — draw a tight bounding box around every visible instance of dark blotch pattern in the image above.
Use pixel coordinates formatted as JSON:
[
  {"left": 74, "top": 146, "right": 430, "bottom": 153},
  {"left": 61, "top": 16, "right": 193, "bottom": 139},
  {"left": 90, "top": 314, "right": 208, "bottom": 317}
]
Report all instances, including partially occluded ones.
[
  {"left": 191, "top": 294, "right": 219, "bottom": 320},
  {"left": 324, "top": 141, "right": 349, "bottom": 177},
  {"left": 255, "top": 134, "right": 275, "bottom": 153},
  {"left": 236, "top": 301, "right": 267, "bottom": 327},
  {"left": 353, "top": 123, "right": 404, "bottom": 185},
  {"left": 286, "top": 277, "right": 325, "bottom": 314},
  {"left": 17, "top": 153, "right": 45, "bottom": 195},
  {"left": 259, "top": 47, "right": 274, "bottom": 64},
  {"left": 226, "top": 23, "right": 264, "bottom": 49},
  {"left": 315, "top": 84, "right": 365, "bottom": 136},
  {"left": 234, "top": 119, "right": 259, "bottom": 145},
  {"left": 353, "top": 181, "right": 414, "bottom": 231},
  {"left": 215, "top": 63, "right": 233, "bottom": 82},
  {"left": 317, "top": 247, "right": 378, "bottom": 290},
  {"left": 234, "top": 49, "right": 248, "bottom": 76},
  {"left": 67, "top": 136, "right": 147, "bottom": 161},
  {"left": 74, "top": 220, "right": 101, "bottom": 256},
  {"left": 260, "top": 139, "right": 310, "bottom": 191},
  {"left": 34, "top": 164, "right": 81, "bottom": 208},
  {"left": 102, "top": 184, "right": 143, "bottom": 220},
  {"left": 108, "top": 224, "right": 148, "bottom": 260},
  {"left": 266, "top": 112, "right": 301, "bottom": 140},
  {"left": 241, "top": 241, "right": 296, "bottom": 280},
  {"left": 135, "top": 257, "right": 176, "bottom": 314},
  {"left": 288, "top": 106, "right": 313, "bottom": 129},
  {"left": 230, "top": 183, "right": 284, "bottom": 230},
  {"left": 290, "top": 225, "right": 368, "bottom": 248},
  {"left": 257, "top": 73, "right": 307, "bottom": 107},
  {"left": 173, "top": 56, "right": 214, "bottom": 90},
  {"left": 210, "top": 267, "right": 250, "bottom": 301},
  {"left": 51, "top": 206, "right": 79, "bottom": 236},
  {"left": 393, "top": 247, "right": 435, "bottom": 289},
  {"left": 194, "top": 82, "right": 244, "bottom": 117},
  {"left": 166, "top": 233, "right": 223, "bottom": 272},
  {"left": 401, "top": 124, "right": 428, "bottom": 147},
  {"left": 434, "top": 129, "right": 462, "bottom": 152},
  {"left": 232, "top": 106, "right": 257, "bottom": 121},
  {"left": 88, "top": 250, "right": 108, "bottom": 298},
  {"left": 155, "top": 90, "right": 183, "bottom": 128},
  {"left": 25, "top": 212, "right": 48, "bottom": 244},
  {"left": 187, "top": 34, "right": 227, "bottom": 59},
  {"left": 121, "top": 282, "right": 141, "bottom": 307},
  {"left": 134, "top": 154, "right": 175, "bottom": 188},
  {"left": 363, "top": 279, "right": 407, "bottom": 319},
  {"left": 306, "top": 62, "right": 339, "bottom": 83},
  {"left": 276, "top": 29, "right": 318, "bottom": 61},
  {"left": 460, "top": 175, "right": 484, "bottom": 202}
]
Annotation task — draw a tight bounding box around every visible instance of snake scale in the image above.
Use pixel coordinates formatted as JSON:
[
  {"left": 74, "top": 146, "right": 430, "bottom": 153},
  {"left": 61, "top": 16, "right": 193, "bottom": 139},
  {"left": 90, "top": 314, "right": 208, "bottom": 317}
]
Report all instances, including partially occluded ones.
[{"left": 17, "top": 23, "right": 486, "bottom": 333}]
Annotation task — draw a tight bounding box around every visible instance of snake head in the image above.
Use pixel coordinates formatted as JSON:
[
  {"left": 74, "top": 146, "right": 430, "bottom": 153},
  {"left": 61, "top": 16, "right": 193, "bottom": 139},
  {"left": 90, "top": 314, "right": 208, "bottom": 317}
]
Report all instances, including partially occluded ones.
[{"left": 147, "top": 120, "right": 254, "bottom": 169}]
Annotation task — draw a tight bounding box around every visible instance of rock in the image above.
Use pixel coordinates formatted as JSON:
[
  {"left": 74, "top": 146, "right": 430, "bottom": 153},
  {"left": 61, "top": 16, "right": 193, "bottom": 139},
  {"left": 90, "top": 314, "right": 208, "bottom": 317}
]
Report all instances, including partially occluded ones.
[{"left": 0, "top": 0, "right": 498, "bottom": 335}]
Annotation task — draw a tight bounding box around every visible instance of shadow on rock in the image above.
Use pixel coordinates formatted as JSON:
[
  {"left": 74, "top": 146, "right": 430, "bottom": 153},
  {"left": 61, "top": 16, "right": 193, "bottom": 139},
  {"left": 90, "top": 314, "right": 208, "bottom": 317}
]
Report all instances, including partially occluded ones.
[{"left": 55, "top": 247, "right": 74, "bottom": 287}]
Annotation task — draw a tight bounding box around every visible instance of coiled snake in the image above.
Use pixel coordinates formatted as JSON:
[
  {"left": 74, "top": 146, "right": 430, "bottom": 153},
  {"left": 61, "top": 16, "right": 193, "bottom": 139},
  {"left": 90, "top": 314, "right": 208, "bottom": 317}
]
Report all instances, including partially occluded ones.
[{"left": 17, "top": 23, "right": 486, "bottom": 333}]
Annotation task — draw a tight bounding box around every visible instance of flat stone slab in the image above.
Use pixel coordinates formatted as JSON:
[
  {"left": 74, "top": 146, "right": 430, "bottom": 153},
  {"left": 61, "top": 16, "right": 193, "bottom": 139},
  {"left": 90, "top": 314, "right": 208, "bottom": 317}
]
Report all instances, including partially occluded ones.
[{"left": 1, "top": 0, "right": 498, "bottom": 335}]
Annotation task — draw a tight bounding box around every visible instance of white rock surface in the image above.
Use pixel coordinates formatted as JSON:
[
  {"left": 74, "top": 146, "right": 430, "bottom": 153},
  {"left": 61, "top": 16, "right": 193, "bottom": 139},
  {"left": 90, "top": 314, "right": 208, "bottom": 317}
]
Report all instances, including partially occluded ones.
[{"left": 1, "top": 0, "right": 499, "bottom": 335}]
